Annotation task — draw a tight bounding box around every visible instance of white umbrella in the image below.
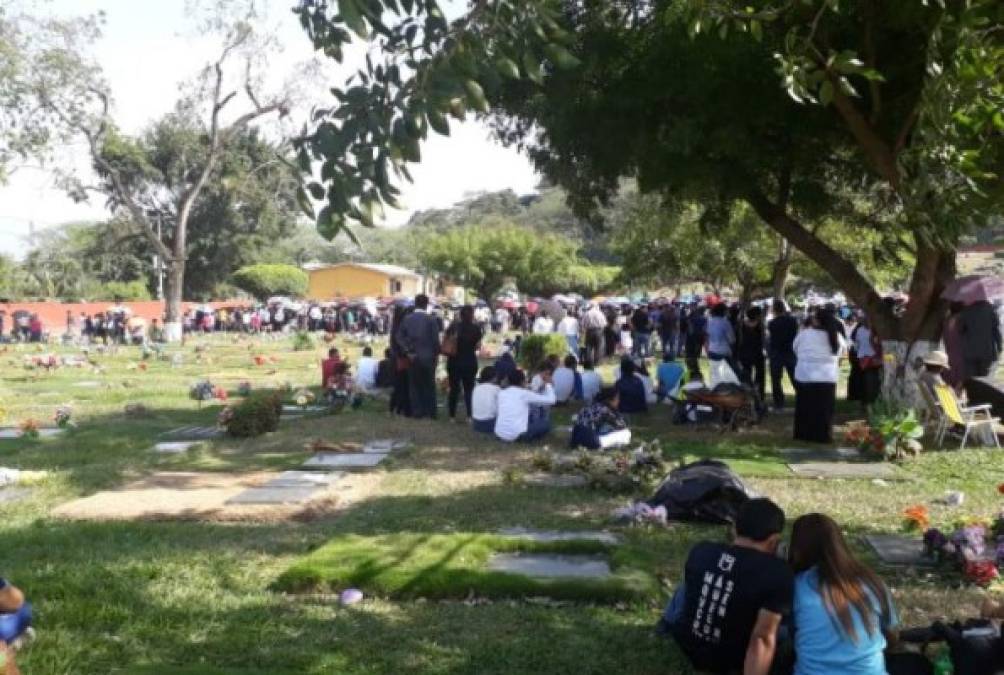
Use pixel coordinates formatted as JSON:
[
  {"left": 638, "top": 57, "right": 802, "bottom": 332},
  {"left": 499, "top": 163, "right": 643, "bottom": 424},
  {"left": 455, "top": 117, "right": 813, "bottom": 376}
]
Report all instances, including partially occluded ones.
[{"left": 539, "top": 299, "right": 567, "bottom": 322}]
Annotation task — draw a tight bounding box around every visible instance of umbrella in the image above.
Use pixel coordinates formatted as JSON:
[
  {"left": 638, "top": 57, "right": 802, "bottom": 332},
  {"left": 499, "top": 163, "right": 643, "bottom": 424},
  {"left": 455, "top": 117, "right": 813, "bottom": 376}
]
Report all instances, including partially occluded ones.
[
  {"left": 539, "top": 299, "right": 567, "bottom": 322},
  {"left": 526, "top": 301, "right": 540, "bottom": 314},
  {"left": 941, "top": 275, "right": 1004, "bottom": 305}
]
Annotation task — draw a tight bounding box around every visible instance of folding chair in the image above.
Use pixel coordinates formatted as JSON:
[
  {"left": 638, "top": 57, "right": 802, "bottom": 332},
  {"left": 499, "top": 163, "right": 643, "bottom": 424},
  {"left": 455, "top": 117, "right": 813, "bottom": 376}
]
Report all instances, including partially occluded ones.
[{"left": 933, "top": 383, "right": 1001, "bottom": 449}]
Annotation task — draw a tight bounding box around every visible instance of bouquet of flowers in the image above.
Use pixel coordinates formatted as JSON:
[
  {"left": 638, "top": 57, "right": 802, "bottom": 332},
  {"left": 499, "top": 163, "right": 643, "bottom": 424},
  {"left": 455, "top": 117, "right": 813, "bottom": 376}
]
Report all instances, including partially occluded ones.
[
  {"left": 253, "top": 354, "right": 267, "bottom": 366},
  {"left": 237, "top": 381, "right": 253, "bottom": 397},
  {"left": 293, "top": 389, "right": 315, "bottom": 408},
  {"left": 920, "top": 495, "right": 1004, "bottom": 586},
  {"left": 54, "top": 406, "right": 74, "bottom": 429},
  {"left": 18, "top": 418, "right": 40, "bottom": 439},
  {"left": 903, "top": 505, "right": 930, "bottom": 531},
  {"left": 213, "top": 386, "right": 229, "bottom": 402}
]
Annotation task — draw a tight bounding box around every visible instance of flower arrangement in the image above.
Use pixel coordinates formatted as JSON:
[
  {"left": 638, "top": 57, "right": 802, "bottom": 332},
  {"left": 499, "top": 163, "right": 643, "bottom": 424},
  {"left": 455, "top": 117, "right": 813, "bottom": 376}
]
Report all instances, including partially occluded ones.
[
  {"left": 845, "top": 401, "right": 924, "bottom": 460},
  {"left": 18, "top": 419, "right": 40, "bottom": 439},
  {"left": 293, "top": 388, "right": 316, "bottom": 408},
  {"left": 213, "top": 386, "right": 229, "bottom": 402},
  {"left": 54, "top": 406, "right": 74, "bottom": 429},
  {"left": 919, "top": 489, "right": 1004, "bottom": 586},
  {"left": 189, "top": 381, "right": 216, "bottom": 404},
  {"left": 253, "top": 354, "right": 267, "bottom": 366},
  {"left": 903, "top": 505, "right": 930, "bottom": 531},
  {"left": 237, "top": 381, "right": 253, "bottom": 397}
]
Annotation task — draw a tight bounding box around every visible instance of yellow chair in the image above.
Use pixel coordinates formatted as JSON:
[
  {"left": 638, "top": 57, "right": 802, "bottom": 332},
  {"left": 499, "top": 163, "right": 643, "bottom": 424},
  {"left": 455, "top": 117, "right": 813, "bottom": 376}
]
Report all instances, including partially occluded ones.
[{"left": 933, "top": 383, "right": 1001, "bottom": 450}]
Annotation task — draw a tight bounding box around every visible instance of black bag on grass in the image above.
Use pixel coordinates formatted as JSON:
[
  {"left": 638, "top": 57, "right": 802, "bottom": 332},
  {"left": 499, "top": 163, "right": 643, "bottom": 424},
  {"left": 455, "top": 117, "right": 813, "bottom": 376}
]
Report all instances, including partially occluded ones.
[{"left": 645, "top": 459, "right": 753, "bottom": 524}]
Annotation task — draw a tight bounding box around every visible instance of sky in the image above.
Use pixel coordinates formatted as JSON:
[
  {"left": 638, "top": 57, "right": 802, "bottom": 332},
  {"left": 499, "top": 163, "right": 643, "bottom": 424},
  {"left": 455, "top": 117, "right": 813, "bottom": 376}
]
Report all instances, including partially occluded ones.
[{"left": 0, "top": 0, "right": 539, "bottom": 258}]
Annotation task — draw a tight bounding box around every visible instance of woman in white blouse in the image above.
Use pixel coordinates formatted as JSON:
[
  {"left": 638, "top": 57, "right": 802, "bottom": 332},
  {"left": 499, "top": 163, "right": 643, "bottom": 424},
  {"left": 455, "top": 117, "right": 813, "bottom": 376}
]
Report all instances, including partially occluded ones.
[{"left": 793, "top": 308, "right": 847, "bottom": 443}]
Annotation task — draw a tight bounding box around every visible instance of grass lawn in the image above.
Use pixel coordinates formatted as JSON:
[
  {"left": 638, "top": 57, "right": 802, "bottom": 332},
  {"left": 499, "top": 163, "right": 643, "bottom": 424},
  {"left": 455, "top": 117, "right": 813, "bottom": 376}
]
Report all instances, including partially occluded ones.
[{"left": 0, "top": 333, "right": 1002, "bottom": 674}]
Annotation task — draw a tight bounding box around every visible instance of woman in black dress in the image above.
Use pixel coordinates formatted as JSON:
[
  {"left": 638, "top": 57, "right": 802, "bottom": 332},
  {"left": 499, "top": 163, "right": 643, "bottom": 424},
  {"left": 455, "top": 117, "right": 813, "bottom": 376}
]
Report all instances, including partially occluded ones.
[{"left": 444, "top": 305, "right": 484, "bottom": 422}]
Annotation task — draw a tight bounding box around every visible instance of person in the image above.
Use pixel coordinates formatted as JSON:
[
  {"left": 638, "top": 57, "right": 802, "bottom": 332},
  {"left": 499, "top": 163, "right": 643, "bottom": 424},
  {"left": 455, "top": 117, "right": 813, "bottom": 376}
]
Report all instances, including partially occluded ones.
[
  {"left": 631, "top": 305, "right": 652, "bottom": 358},
  {"left": 398, "top": 294, "right": 442, "bottom": 419},
  {"left": 848, "top": 314, "right": 882, "bottom": 410},
  {"left": 942, "top": 302, "right": 966, "bottom": 388},
  {"left": 552, "top": 354, "right": 581, "bottom": 404},
  {"left": 793, "top": 308, "right": 847, "bottom": 443},
  {"left": 557, "top": 311, "right": 580, "bottom": 357},
  {"left": 355, "top": 346, "right": 380, "bottom": 393},
  {"left": 659, "top": 303, "right": 680, "bottom": 359},
  {"left": 444, "top": 305, "right": 484, "bottom": 422},
  {"left": 738, "top": 306, "right": 767, "bottom": 404},
  {"left": 788, "top": 513, "right": 899, "bottom": 675},
  {"left": 321, "top": 348, "right": 342, "bottom": 389},
  {"left": 375, "top": 348, "right": 395, "bottom": 390},
  {"left": 471, "top": 366, "right": 500, "bottom": 433},
  {"left": 656, "top": 352, "right": 685, "bottom": 402},
  {"left": 959, "top": 300, "right": 1002, "bottom": 380},
  {"left": 707, "top": 303, "right": 739, "bottom": 378},
  {"left": 684, "top": 306, "right": 707, "bottom": 382},
  {"left": 495, "top": 369, "right": 557, "bottom": 442},
  {"left": 661, "top": 498, "right": 793, "bottom": 675},
  {"left": 148, "top": 318, "right": 166, "bottom": 344},
  {"left": 918, "top": 350, "right": 951, "bottom": 393},
  {"left": 615, "top": 358, "right": 648, "bottom": 414},
  {"left": 27, "top": 314, "right": 42, "bottom": 343},
  {"left": 580, "top": 359, "right": 602, "bottom": 403},
  {"left": 636, "top": 360, "right": 658, "bottom": 405},
  {"left": 389, "top": 305, "right": 412, "bottom": 417},
  {"left": 581, "top": 303, "right": 607, "bottom": 366},
  {"left": 532, "top": 312, "right": 554, "bottom": 334},
  {"left": 768, "top": 300, "right": 799, "bottom": 411},
  {"left": 494, "top": 343, "right": 519, "bottom": 385},
  {"left": 570, "top": 387, "right": 631, "bottom": 450},
  {"left": 0, "top": 577, "right": 30, "bottom": 674}
]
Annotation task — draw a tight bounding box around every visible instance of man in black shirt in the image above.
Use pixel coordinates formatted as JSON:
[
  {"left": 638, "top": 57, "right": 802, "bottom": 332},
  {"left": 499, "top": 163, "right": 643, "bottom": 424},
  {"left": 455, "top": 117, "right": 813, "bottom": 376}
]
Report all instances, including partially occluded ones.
[
  {"left": 660, "top": 498, "right": 793, "bottom": 675},
  {"left": 767, "top": 301, "right": 799, "bottom": 411}
]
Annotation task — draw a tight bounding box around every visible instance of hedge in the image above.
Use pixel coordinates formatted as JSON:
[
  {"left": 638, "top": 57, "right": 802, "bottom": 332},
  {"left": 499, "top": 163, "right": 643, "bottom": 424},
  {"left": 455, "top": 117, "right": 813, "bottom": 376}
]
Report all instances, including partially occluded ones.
[{"left": 231, "top": 264, "right": 308, "bottom": 300}]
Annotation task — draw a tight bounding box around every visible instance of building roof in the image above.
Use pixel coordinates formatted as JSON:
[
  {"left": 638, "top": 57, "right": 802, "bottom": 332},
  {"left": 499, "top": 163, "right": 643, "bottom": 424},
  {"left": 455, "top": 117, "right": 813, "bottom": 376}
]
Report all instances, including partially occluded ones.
[{"left": 303, "top": 262, "right": 421, "bottom": 278}]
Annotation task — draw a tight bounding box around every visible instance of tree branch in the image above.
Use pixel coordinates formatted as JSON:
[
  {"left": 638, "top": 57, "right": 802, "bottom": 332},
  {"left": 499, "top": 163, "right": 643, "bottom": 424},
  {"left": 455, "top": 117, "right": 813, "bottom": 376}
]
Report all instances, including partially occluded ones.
[{"left": 828, "top": 77, "right": 901, "bottom": 191}]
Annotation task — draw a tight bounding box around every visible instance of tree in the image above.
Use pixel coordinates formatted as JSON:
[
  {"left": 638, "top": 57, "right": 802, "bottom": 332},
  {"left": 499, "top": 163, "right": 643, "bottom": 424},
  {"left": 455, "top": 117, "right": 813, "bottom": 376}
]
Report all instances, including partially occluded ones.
[
  {"left": 417, "top": 222, "right": 581, "bottom": 300},
  {"left": 293, "top": 0, "right": 1003, "bottom": 383},
  {"left": 31, "top": 1, "right": 294, "bottom": 339},
  {"left": 231, "top": 264, "right": 308, "bottom": 300}
]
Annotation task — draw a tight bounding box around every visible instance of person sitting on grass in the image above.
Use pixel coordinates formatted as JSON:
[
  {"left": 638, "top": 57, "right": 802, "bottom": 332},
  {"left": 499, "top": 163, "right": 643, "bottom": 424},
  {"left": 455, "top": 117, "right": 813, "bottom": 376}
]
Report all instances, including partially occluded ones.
[
  {"left": 375, "top": 348, "right": 395, "bottom": 389},
  {"left": 788, "top": 513, "right": 902, "bottom": 675},
  {"left": 354, "top": 346, "right": 379, "bottom": 393},
  {"left": 326, "top": 361, "right": 362, "bottom": 410},
  {"left": 494, "top": 369, "right": 557, "bottom": 442},
  {"left": 636, "top": 360, "right": 658, "bottom": 405},
  {"left": 471, "top": 366, "right": 500, "bottom": 434},
  {"left": 615, "top": 358, "right": 648, "bottom": 414},
  {"left": 570, "top": 387, "right": 631, "bottom": 450},
  {"left": 552, "top": 354, "right": 583, "bottom": 404},
  {"left": 580, "top": 359, "right": 602, "bottom": 403},
  {"left": 656, "top": 352, "right": 686, "bottom": 402},
  {"left": 320, "top": 347, "right": 342, "bottom": 389},
  {"left": 493, "top": 342, "right": 518, "bottom": 385},
  {"left": 659, "top": 498, "right": 793, "bottom": 675},
  {"left": 0, "top": 577, "right": 32, "bottom": 675}
]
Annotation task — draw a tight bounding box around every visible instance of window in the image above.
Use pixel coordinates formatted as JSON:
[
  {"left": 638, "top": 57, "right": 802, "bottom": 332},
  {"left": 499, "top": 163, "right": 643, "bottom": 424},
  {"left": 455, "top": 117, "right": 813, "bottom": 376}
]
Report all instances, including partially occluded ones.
[{"left": 391, "top": 279, "right": 402, "bottom": 293}]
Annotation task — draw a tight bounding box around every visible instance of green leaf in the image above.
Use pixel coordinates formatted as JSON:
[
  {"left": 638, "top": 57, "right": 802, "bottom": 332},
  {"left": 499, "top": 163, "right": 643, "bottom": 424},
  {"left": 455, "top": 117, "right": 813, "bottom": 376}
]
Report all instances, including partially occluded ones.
[
  {"left": 464, "top": 79, "right": 489, "bottom": 113},
  {"left": 522, "top": 52, "right": 544, "bottom": 84},
  {"left": 750, "top": 20, "right": 762, "bottom": 42},
  {"left": 307, "top": 182, "right": 325, "bottom": 200},
  {"left": 427, "top": 109, "right": 450, "bottom": 136},
  {"left": 449, "top": 97, "right": 467, "bottom": 120},
  {"left": 543, "top": 44, "right": 580, "bottom": 70},
  {"left": 338, "top": 0, "right": 369, "bottom": 39},
  {"left": 296, "top": 186, "right": 316, "bottom": 219},
  {"left": 496, "top": 57, "right": 521, "bottom": 79},
  {"left": 819, "top": 80, "right": 834, "bottom": 106},
  {"left": 316, "top": 205, "right": 344, "bottom": 240}
]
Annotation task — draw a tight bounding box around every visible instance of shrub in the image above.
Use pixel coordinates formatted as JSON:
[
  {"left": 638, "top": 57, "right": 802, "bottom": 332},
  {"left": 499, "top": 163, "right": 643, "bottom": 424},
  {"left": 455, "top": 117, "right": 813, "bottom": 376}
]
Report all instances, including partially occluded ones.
[
  {"left": 96, "top": 279, "right": 152, "bottom": 301},
  {"left": 231, "top": 264, "right": 308, "bottom": 300},
  {"left": 291, "top": 331, "right": 315, "bottom": 352},
  {"left": 517, "top": 333, "right": 568, "bottom": 372},
  {"left": 223, "top": 392, "right": 283, "bottom": 438}
]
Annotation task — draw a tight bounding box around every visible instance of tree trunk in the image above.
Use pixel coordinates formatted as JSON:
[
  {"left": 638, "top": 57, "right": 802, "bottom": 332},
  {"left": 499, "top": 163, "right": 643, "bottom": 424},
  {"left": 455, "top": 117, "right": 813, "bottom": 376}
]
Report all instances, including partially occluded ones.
[
  {"left": 162, "top": 260, "right": 185, "bottom": 342},
  {"left": 772, "top": 238, "right": 792, "bottom": 301}
]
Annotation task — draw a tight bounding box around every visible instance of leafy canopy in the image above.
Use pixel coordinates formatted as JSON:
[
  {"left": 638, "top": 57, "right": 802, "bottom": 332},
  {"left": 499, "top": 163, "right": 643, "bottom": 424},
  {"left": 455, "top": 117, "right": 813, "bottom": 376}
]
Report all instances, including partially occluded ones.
[{"left": 231, "top": 264, "right": 309, "bottom": 301}]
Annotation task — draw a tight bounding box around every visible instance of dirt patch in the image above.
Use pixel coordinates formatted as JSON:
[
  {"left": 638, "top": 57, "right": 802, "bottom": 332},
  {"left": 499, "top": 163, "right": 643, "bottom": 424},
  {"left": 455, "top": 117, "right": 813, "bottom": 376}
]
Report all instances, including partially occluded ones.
[{"left": 51, "top": 471, "right": 353, "bottom": 523}]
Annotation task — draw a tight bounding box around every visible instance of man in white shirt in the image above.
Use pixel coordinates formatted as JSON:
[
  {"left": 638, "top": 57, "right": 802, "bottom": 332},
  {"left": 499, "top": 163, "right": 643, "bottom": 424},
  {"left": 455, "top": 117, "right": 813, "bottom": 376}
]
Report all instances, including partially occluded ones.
[
  {"left": 308, "top": 304, "right": 323, "bottom": 331},
  {"left": 532, "top": 313, "right": 554, "bottom": 334},
  {"left": 551, "top": 354, "right": 579, "bottom": 403},
  {"left": 495, "top": 370, "right": 557, "bottom": 442},
  {"left": 580, "top": 360, "right": 602, "bottom": 402},
  {"left": 471, "top": 366, "right": 500, "bottom": 433},
  {"left": 557, "top": 313, "right": 580, "bottom": 357},
  {"left": 581, "top": 303, "right": 608, "bottom": 366},
  {"left": 355, "top": 346, "right": 380, "bottom": 392}
]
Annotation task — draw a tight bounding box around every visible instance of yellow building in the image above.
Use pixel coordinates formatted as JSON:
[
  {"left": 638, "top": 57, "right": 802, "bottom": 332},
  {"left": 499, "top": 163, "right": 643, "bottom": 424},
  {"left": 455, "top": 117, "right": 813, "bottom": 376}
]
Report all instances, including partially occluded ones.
[{"left": 304, "top": 262, "right": 423, "bottom": 301}]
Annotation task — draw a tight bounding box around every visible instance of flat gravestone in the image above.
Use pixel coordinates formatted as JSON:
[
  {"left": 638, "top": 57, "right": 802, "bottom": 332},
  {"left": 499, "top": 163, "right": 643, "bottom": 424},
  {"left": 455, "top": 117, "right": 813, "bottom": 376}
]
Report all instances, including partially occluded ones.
[
  {"left": 303, "top": 453, "right": 388, "bottom": 469},
  {"left": 780, "top": 447, "right": 861, "bottom": 463},
  {"left": 265, "top": 471, "right": 344, "bottom": 488},
  {"left": 153, "top": 441, "right": 200, "bottom": 454},
  {"left": 865, "top": 534, "right": 935, "bottom": 567},
  {"left": 164, "top": 426, "right": 221, "bottom": 440},
  {"left": 498, "top": 527, "right": 620, "bottom": 545},
  {"left": 282, "top": 405, "right": 327, "bottom": 414},
  {"left": 73, "top": 381, "right": 101, "bottom": 388},
  {"left": 226, "top": 485, "right": 321, "bottom": 505},
  {"left": 522, "top": 473, "right": 589, "bottom": 488},
  {"left": 487, "top": 554, "right": 612, "bottom": 579},
  {"left": 788, "top": 462, "right": 905, "bottom": 480},
  {"left": 0, "top": 488, "right": 32, "bottom": 505},
  {"left": 363, "top": 439, "right": 409, "bottom": 453},
  {"left": 0, "top": 428, "right": 63, "bottom": 439}
]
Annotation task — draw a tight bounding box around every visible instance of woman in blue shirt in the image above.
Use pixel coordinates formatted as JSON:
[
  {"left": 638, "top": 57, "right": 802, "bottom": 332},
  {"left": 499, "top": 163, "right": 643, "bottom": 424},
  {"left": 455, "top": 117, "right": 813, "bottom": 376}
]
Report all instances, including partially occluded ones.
[{"left": 788, "top": 514, "right": 898, "bottom": 675}]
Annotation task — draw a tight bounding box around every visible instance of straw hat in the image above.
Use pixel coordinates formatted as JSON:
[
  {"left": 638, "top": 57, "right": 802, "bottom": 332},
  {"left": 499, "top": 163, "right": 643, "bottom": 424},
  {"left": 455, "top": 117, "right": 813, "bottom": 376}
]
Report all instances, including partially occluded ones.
[{"left": 923, "top": 350, "right": 949, "bottom": 368}]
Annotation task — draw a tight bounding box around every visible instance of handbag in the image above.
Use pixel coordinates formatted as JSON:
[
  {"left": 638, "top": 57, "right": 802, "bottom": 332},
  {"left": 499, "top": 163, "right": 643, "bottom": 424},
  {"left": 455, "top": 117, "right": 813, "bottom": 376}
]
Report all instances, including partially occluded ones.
[{"left": 441, "top": 327, "right": 458, "bottom": 357}]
